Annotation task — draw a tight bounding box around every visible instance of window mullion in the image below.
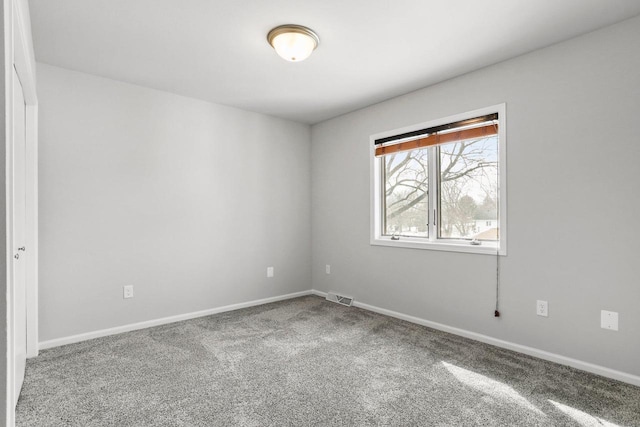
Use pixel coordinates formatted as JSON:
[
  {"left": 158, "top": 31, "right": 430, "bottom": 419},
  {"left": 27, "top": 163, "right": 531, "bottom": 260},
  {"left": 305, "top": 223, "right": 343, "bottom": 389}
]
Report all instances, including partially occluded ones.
[
  {"left": 428, "top": 146, "right": 438, "bottom": 242},
  {"left": 380, "top": 156, "right": 386, "bottom": 236}
]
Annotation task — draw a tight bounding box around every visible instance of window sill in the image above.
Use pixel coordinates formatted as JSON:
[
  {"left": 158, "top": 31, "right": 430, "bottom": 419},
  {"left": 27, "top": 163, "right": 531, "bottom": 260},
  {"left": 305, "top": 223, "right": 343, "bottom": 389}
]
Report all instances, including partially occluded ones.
[{"left": 371, "top": 237, "right": 505, "bottom": 255}]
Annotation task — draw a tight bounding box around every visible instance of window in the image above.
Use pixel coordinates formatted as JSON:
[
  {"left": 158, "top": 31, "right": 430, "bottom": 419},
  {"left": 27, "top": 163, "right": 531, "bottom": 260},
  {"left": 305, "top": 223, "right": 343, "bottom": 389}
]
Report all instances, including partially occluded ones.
[{"left": 370, "top": 105, "right": 506, "bottom": 255}]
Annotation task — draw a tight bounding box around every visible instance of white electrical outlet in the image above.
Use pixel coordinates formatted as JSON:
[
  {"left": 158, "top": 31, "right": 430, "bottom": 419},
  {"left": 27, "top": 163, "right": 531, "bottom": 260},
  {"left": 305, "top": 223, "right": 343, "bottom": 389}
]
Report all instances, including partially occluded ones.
[
  {"left": 536, "top": 300, "right": 548, "bottom": 317},
  {"left": 267, "top": 267, "right": 274, "bottom": 278},
  {"left": 123, "top": 285, "right": 134, "bottom": 299},
  {"left": 601, "top": 310, "right": 618, "bottom": 331},
  {"left": 326, "top": 264, "right": 331, "bottom": 274}
]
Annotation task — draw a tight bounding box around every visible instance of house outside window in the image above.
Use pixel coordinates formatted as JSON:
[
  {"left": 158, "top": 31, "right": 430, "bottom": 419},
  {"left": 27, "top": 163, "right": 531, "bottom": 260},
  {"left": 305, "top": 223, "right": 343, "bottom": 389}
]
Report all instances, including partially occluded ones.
[{"left": 370, "top": 104, "right": 507, "bottom": 255}]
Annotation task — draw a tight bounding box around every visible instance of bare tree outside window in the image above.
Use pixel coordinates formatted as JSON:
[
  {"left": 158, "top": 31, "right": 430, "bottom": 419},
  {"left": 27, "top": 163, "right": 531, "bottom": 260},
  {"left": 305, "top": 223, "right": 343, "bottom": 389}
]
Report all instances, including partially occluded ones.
[
  {"left": 382, "top": 136, "right": 498, "bottom": 241},
  {"left": 383, "top": 148, "right": 429, "bottom": 237},
  {"left": 440, "top": 137, "right": 498, "bottom": 241}
]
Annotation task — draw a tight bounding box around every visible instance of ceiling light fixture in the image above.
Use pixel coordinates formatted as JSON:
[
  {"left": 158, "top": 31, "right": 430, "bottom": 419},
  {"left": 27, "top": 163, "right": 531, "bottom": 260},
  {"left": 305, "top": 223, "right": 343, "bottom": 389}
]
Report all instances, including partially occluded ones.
[{"left": 267, "top": 24, "right": 319, "bottom": 62}]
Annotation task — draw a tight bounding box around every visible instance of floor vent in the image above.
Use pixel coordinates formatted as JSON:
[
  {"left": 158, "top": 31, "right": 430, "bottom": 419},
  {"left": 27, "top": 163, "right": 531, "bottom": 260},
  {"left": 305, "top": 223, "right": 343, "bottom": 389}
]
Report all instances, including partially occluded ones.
[{"left": 326, "top": 291, "right": 354, "bottom": 307}]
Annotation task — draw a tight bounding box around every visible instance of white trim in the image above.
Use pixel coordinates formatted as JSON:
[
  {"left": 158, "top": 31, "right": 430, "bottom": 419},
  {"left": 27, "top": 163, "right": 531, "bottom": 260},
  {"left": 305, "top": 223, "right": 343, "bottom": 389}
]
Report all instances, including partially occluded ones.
[
  {"left": 309, "top": 289, "right": 640, "bottom": 387},
  {"left": 24, "top": 104, "right": 36, "bottom": 358},
  {"left": 39, "top": 290, "right": 313, "bottom": 350},
  {"left": 370, "top": 104, "right": 507, "bottom": 256},
  {"left": 6, "top": 0, "right": 38, "bottom": 423},
  {"left": 11, "top": 0, "right": 36, "bottom": 103},
  {"left": 371, "top": 237, "right": 501, "bottom": 255},
  {"left": 5, "top": 2, "right": 15, "bottom": 423},
  {"left": 13, "top": 0, "right": 37, "bottom": 360},
  {"left": 36, "top": 289, "right": 640, "bottom": 387}
]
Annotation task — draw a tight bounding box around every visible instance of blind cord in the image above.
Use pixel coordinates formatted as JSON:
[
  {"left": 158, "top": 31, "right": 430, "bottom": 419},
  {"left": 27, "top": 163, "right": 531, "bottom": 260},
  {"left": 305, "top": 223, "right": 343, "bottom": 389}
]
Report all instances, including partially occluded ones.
[
  {"left": 493, "top": 120, "right": 501, "bottom": 318},
  {"left": 495, "top": 250, "right": 500, "bottom": 317}
]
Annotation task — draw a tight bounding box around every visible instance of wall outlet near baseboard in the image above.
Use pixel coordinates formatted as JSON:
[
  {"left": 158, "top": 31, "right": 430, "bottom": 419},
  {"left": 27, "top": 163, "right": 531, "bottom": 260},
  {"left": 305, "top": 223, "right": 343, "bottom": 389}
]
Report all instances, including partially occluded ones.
[
  {"left": 267, "top": 267, "right": 274, "bottom": 278},
  {"left": 325, "top": 264, "right": 331, "bottom": 274},
  {"left": 536, "top": 300, "right": 548, "bottom": 317},
  {"left": 601, "top": 310, "right": 618, "bottom": 331},
  {"left": 123, "top": 285, "right": 134, "bottom": 299}
]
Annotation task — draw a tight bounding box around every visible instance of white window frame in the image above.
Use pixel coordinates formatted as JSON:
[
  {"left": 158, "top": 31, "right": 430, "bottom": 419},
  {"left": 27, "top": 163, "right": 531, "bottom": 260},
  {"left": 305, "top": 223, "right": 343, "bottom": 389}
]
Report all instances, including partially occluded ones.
[{"left": 370, "top": 104, "right": 507, "bottom": 255}]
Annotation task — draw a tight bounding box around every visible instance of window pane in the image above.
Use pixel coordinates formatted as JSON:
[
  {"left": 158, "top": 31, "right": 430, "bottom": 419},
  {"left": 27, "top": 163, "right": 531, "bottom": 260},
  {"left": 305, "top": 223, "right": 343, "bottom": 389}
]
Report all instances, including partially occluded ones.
[
  {"left": 439, "top": 136, "right": 498, "bottom": 241},
  {"left": 383, "top": 148, "right": 429, "bottom": 237}
]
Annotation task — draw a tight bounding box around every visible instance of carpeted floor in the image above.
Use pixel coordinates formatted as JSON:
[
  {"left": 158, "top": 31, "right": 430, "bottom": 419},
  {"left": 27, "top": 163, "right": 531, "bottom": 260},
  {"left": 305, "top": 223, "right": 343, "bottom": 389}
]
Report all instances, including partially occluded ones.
[{"left": 16, "top": 295, "right": 640, "bottom": 426}]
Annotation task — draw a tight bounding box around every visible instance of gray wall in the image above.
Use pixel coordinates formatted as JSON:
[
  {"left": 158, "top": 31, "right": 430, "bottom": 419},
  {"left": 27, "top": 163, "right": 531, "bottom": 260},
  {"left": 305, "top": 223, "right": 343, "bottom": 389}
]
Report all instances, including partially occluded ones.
[
  {"left": 311, "top": 15, "right": 640, "bottom": 376},
  {"left": 38, "top": 63, "right": 311, "bottom": 341}
]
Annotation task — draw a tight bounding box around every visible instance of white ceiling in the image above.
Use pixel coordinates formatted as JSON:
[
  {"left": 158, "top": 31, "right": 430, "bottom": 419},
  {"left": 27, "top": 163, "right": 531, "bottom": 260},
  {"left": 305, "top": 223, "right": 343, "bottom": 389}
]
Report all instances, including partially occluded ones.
[{"left": 28, "top": 0, "right": 640, "bottom": 124}]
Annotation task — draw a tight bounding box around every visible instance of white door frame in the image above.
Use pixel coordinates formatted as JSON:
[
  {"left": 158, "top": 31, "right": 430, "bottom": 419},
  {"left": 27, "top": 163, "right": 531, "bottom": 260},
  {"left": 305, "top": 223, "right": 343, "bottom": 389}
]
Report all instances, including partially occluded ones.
[{"left": 5, "top": 0, "right": 38, "bottom": 424}]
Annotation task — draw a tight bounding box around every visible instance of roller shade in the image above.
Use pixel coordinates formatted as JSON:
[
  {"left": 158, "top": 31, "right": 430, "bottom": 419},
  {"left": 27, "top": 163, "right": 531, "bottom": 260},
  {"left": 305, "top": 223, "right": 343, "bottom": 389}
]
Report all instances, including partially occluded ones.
[{"left": 374, "top": 114, "right": 498, "bottom": 157}]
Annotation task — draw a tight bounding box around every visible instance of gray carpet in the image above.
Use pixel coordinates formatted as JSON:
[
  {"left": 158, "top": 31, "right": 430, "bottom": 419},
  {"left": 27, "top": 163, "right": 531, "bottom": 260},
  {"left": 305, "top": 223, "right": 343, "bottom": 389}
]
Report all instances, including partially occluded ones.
[{"left": 16, "top": 296, "right": 640, "bottom": 426}]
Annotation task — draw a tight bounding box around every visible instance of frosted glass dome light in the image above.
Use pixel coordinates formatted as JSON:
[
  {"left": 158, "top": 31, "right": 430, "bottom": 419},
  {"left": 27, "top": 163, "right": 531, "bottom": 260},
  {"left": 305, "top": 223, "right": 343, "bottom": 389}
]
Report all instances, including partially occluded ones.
[{"left": 267, "top": 25, "right": 319, "bottom": 62}]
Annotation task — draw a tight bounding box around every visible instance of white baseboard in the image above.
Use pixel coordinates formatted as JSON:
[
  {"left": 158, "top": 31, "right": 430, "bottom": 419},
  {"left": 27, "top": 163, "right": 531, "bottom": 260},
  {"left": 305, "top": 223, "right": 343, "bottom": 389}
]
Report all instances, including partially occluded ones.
[
  {"left": 310, "top": 290, "right": 328, "bottom": 298},
  {"left": 39, "top": 290, "right": 313, "bottom": 351},
  {"left": 39, "top": 288, "right": 640, "bottom": 387},
  {"left": 311, "top": 289, "right": 640, "bottom": 387}
]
